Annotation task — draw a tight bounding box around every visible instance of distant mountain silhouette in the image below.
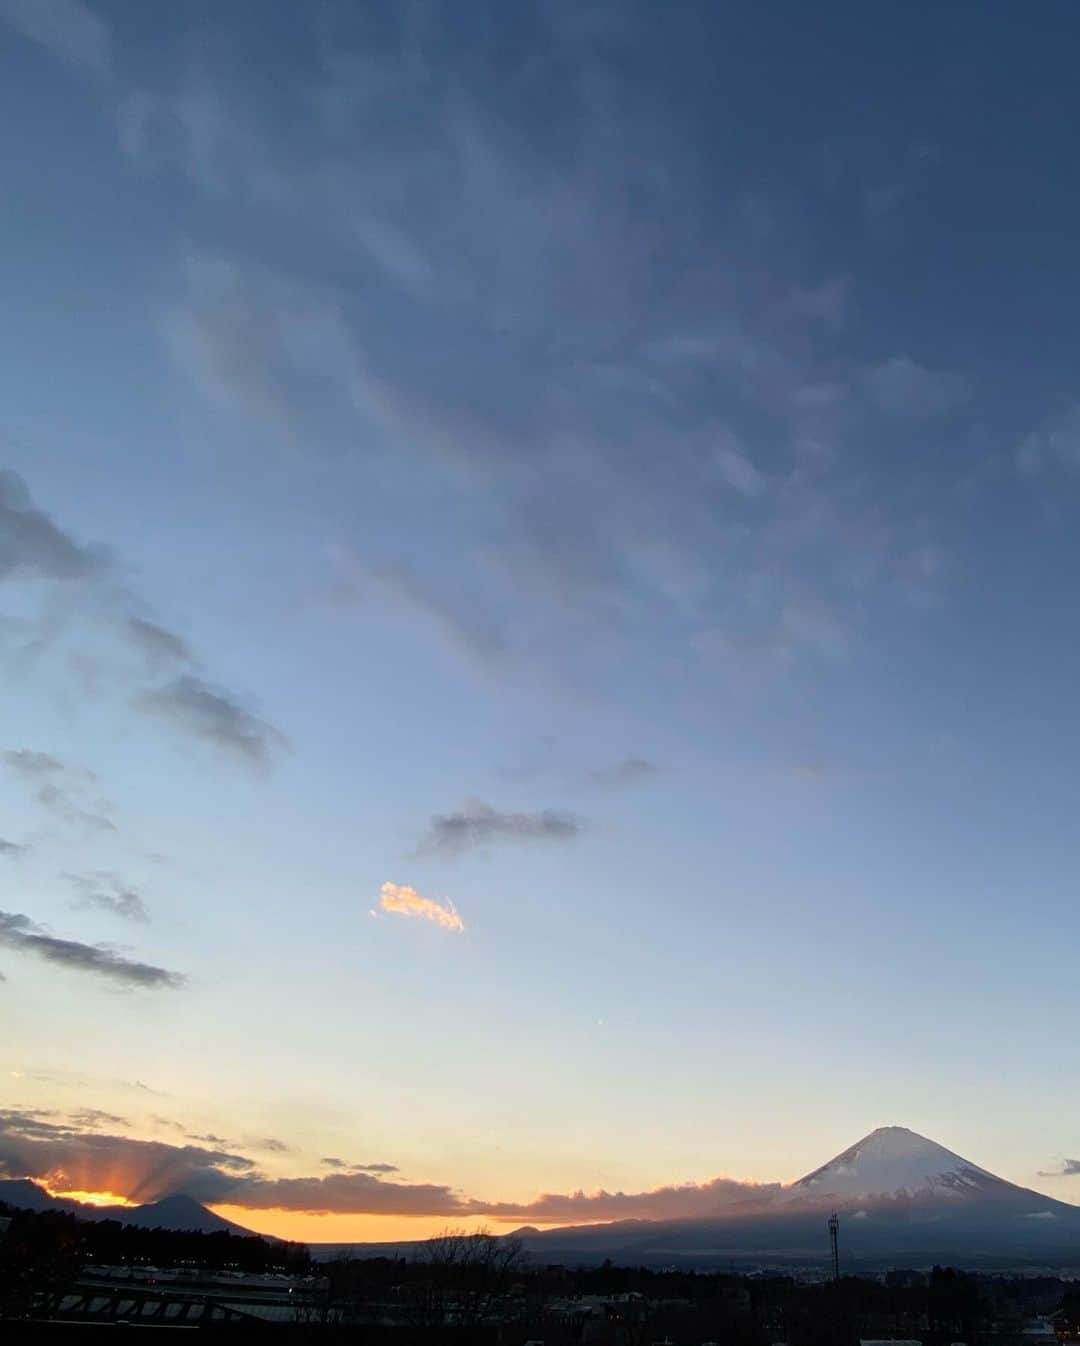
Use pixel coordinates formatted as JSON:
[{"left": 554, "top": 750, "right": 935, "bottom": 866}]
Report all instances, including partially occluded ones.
[
  {"left": 0, "top": 1178, "right": 66, "bottom": 1213},
  {"left": 309, "top": 1126, "right": 1080, "bottom": 1271},
  {"left": 5, "top": 1128, "right": 1077, "bottom": 1269},
  {"left": 513, "top": 1127, "right": 1080, "bottom": 1269},
  {"left": 108, "top": 1193, "right": 258, "bottom": 1236},
  {"left": 0, "top": 1180, "right": 259, "bottom": 1237}
]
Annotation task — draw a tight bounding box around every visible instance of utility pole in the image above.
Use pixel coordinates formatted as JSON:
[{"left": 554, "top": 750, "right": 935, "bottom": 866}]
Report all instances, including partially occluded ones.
[{"left": 828, "top": 1211, "right": 840, "bottom": 1282}]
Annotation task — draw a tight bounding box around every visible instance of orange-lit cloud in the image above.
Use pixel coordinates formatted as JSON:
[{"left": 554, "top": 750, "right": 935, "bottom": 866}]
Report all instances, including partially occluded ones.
[
  {"left": 1, "top": 1107, "right": 779, "bottom": 1231},
  {"left": 220, "top": 1169, "right": 469, "bottom": 1216},
  {"left": 379, "top": 881, "right": 463, "bottom": 932},
  {"left": 473, "top": 1175, "right": 782, "bottom": 1223},
  {"left": 43, "top": 1185, "right": 135, "bottom": 1208},
  {"left": 0, "top": 1109, "right": 255, "bottom": 1204},
  {"left": 215, "top": 1171, "right": 776, "bottom": 1223}
]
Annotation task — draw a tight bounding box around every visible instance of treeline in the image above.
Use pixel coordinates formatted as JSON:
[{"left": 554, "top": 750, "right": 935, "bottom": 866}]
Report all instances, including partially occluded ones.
[{"left": 316, "top": 1243, "right": 1077, "bottom": 1346}]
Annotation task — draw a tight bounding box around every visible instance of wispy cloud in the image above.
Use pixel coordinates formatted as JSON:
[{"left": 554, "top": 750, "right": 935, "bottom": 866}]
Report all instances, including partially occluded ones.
[
  {"left": 5, "top": 6, "right": 971, "bottom": 716},
  {"left": 250, "top": 1137, "right": 290, "bottom": 1154},
  {"left": 2, "top": 750, "right": 116, "bottom": 833},
  {"left": 714, "top": 434, "right": 768, "bottom": 499},
  {"left": 0, "top": 0, "right": 112, "bottom": 82},
  {"left": 320, "top": 1156, "right": 399, "bottom": 1173},
  {"left": 0, "top": 911, "right": 184, "bottom": 989},
  {"left": 125, "top": 616, "right": 195, "bottom": 667},
  {"left": 784, "top": 276, "right": 851, "bottom": 327},
  {"left": 0, "top": 470, "right": 285, "bottom": 771},
  {"left": 418, "top": 799, "right": 583, "bottom": 855},
  {"left": 163, "top": 251, "right": 365, "bottom": 427},
  {"left": 0, "top": 838, "right": 27, "bottom": 857},
  {"left": 127, "top": 18, "right": 964, "bottom": 688},
  {"left": 69, "top": 1108, "right": 129, "bottom": 1129},
  {"left": 1016, "top": 403, "right": 1080, "bottom": 476},
  {"left": 590, "top": 758, "right": 660, "bottom": 788},
  {"left": 1038, "top": 1159, "right": 1080, "bottom": 1178},
  {"left": 334, "top": 556, "right": 507, "bottom": 673},
  {"left": 862, "top": 356, "right": 970, "bottom": 420},
  {"left": 379, "top": 882, "right": 464, "bottom": 933},
  {"left": 135, "top": 675, "right": 287, "bottom": 768},
  {"left": 67, "top": 873, "right": 150, "bottom": 924},
  {"left": 0, "top": 471, "right": 102, "bottom": 581}
]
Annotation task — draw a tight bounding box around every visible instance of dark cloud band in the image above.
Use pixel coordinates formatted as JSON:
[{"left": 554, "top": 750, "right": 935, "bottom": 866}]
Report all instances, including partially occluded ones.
[{"left": 0, "top": 912, "right": 183, "bottom": 989}]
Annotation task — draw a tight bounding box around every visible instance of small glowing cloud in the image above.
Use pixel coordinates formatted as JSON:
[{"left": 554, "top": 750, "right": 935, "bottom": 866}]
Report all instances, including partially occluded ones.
[{"left": 380, "top": 882, "right": 464, "bottom": 933}]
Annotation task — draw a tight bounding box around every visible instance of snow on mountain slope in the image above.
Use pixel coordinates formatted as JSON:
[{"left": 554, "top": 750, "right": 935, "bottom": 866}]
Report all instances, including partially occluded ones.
[{"left": 784, "top": 1125, "right": 1018, "bottom": 1208}]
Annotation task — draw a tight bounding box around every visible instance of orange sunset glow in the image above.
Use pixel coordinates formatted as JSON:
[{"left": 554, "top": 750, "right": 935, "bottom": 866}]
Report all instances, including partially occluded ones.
[
  {"left": 207, "top": 1206, "right": 563, "bottom": 1245},
  {"left": 43, "top": 1186, "right": 135, "bottom": 1208}
]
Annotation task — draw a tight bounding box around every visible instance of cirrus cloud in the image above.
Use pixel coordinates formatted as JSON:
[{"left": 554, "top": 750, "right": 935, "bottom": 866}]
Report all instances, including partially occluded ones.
[
  {"left": 67, "top": 872, "right": 149, "bottom": 924},
  {"left": 0, "top": 469, "right": 287, "bottom": 773},
  {"left": 135, "top": 675, "right": 287, "bottom": 769}
]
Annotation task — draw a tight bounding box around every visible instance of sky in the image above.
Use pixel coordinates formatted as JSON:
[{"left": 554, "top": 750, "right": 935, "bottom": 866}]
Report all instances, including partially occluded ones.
[{"left": 3, "top": 0, "right": 1080, "bottom": 1245}]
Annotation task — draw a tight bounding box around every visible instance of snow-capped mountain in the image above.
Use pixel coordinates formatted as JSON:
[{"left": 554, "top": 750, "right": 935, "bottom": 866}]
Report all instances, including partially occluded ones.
[
  {"left": 783, "top": 1125, "right": 1015, "bottom": 1209},
  {"left": 507, "top": 1126, "right": 1080, "bottom": 1270}
]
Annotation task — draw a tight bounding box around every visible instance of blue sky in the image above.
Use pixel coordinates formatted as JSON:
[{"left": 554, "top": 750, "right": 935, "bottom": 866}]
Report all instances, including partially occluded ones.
[{"left": 3, "top": 0, "right": 1080, "bottom": 1241}]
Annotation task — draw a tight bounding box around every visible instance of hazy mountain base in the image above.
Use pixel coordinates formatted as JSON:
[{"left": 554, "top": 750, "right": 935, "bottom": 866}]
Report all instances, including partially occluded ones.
[
  {"left": 311, "top": 1207, "right": 1080, "bottom": 1274},
  {"left": 6, "top": 1128, "right": 1080, "bottom": 1273}
]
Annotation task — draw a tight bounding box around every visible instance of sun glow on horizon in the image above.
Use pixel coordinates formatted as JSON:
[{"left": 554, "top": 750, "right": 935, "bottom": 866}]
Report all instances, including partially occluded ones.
[
  {"left": 43, "top": 1185, "right": 137, "bottom": 1208},
  {"left": 207, "top": 1205, "right": 569, "bottom": 1244}
]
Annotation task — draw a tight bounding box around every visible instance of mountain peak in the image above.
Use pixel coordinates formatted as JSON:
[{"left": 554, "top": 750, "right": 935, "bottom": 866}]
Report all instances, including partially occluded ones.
[
  {"left": 121, "top": 1194, "right": 255, "bottom": 1236},
  {"left": 787, "top": 1125, "right": 1002, "bottom": 1208}
]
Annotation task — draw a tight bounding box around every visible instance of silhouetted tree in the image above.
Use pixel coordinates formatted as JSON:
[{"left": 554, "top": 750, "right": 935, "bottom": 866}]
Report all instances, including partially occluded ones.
[{"left": 414, "top": 1227, "right": 527, "bottom": 1326}]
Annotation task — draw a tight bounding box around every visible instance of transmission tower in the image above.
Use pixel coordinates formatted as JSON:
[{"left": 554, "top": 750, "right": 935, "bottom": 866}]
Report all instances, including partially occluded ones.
[{"left": 828, "top": 1210, "right": 840, "bottom": 1281}]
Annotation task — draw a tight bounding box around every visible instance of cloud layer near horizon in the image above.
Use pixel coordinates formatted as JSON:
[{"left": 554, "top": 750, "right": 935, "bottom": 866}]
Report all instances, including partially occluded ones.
[{"left": 0, "top": 1109, "right": 774, "bottom": 1220}]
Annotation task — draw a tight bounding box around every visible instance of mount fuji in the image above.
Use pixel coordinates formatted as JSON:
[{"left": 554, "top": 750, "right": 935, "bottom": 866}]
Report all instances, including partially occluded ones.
[
  {"left": 512, "top": 1127, "right": 1080, "bottom": 1271},
  {"left": 782, "top": 1125, "right": 1038, "bottom": 1209}
]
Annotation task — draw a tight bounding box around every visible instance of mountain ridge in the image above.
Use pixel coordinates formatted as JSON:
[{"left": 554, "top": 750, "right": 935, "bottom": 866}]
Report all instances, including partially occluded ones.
[
  {"left": 506, "top": 1126, "right": 1080, "bottom": 1269},
  {"left": 2, "top": 1126, "right": 1076, "bottom": 1268},
  {"left": 0, "top": 1179, "right": 261, "bottom": 1237},
  {"left": 309, "top": 1126, "right": 1080, "bottom": 1269}
]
